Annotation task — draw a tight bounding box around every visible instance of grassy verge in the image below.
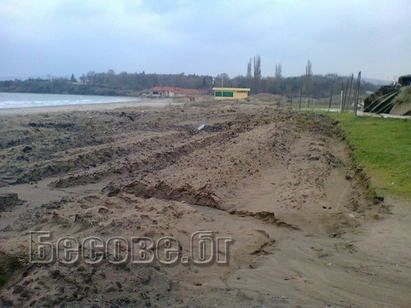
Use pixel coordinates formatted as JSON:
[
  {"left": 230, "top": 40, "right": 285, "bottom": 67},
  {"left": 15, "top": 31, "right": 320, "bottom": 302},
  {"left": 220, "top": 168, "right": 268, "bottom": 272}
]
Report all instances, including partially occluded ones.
[{"left": 329, "top": 113, "right": 411, "bottom": 199}]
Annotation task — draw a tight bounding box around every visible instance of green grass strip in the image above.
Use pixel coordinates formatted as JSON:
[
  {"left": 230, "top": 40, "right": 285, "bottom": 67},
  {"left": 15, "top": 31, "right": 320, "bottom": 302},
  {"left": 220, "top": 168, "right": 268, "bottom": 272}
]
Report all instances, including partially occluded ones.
[{"left": 330, "top": 113, "right": 411, "bottom": 199}]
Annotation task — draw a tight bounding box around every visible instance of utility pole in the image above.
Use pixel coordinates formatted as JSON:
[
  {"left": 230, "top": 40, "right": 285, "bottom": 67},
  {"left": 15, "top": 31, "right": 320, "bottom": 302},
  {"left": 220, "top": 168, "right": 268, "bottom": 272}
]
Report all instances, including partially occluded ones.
[
  {"left": 346, "top": 74, "right": 354, "bottom": 112},
  {"left": 299, "top": 87, "right": 303, "bottom": 111},
  {"left": 342, "top": 78, "right": 350, "bottom": 112},
  {"left": 354, "top": 71, "right": 361, "bottom": 116},
  {"left": 328, "top": 85, "right": 334, "bottom": 112}
]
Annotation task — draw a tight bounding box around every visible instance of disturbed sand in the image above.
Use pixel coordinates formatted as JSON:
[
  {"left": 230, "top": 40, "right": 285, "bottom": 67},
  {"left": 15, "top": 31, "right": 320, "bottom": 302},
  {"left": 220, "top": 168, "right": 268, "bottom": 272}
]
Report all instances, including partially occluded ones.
[{"left": 0, "top": 95, "right": 410, "bottom": 307}]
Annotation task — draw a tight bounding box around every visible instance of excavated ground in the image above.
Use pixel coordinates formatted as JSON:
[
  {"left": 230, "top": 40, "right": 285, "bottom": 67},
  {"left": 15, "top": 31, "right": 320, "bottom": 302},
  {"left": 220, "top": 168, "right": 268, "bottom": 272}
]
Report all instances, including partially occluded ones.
[{"left": 0, "top": 96, "right": 410, "bottom": 307}]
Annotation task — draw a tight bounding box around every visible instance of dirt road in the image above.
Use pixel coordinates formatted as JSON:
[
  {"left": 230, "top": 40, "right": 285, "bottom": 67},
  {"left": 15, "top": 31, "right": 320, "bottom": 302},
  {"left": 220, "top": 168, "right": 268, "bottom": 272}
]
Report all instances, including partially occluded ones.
[{"left": 0, "top": 95, "right": 410, "bottom": 307}]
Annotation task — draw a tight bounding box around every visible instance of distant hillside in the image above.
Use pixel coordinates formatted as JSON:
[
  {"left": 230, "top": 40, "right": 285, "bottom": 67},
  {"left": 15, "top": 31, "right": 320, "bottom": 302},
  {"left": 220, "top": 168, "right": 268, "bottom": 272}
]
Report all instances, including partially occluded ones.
[{"left": 0, "top": 71, "right": 379, "bottom": 98}]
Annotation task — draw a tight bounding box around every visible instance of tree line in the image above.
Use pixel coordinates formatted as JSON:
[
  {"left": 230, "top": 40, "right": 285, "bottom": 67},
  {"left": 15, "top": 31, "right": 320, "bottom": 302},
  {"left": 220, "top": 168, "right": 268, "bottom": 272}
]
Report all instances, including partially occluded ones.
[{"left": 0, "top": 59, "right": 379, "bottom": 98}]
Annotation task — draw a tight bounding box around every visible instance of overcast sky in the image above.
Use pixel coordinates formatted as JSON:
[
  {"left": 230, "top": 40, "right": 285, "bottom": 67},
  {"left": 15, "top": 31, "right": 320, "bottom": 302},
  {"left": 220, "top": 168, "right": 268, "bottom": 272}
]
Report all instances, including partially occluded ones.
[{"left": 1, "top": 0, "right": 410, "bottom": 81}]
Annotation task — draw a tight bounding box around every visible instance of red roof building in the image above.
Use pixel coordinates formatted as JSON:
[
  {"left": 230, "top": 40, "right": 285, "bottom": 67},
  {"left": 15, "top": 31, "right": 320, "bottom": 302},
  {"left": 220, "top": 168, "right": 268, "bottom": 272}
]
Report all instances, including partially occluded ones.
[{"left": 147, "top": 86, "right": 205, "bottom": 97}]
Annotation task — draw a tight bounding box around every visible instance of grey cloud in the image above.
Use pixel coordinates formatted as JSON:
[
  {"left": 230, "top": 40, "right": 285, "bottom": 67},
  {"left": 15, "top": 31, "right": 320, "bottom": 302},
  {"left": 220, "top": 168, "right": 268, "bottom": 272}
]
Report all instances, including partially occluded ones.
[{"left": 1, "top": 0, "right": 410, "bottom": 80}]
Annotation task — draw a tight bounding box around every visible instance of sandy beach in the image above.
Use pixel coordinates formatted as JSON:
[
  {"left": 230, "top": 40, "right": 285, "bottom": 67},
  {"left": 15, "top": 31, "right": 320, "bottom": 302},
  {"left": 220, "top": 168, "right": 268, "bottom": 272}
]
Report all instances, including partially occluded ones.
[{"left": 0, "top": 94, "right": 410, "bottom": 307}]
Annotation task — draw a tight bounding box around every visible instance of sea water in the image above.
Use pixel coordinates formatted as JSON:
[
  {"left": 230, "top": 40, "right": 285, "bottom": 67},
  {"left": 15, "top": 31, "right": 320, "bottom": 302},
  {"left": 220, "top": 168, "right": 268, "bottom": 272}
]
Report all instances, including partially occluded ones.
[{"left": 0, "top": 92, "right": 140, "bottom": 109}]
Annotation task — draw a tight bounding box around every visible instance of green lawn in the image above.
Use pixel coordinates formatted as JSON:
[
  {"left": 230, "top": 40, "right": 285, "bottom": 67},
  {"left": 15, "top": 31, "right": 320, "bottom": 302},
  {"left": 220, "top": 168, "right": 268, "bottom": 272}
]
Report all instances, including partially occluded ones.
[{"left": 329, "top": 113, "right": 411, "bottom": 199}]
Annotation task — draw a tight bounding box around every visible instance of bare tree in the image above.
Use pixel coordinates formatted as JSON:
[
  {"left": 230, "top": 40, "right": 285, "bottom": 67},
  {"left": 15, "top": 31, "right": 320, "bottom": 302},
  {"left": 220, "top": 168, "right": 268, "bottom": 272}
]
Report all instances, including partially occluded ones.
[
  {"left": 86, "top": 71, "right": 96, "bottom": 84},
  {"left": 303, "top": 60, "right": 313, "bottom": 105},
  {"left": 79, "top": 73, "right": 87, "bottom": 83},
  {"left": 107, "top": 69, "right": 116, "bottom": 76},
  {"left": 274, "top": 63, "right": 282, "bottom": 94},
  {"left": 275, "top": 63, "right": 282, "bottom": 79},
  {"left": 253, "top": 55, "right": 261, "bottom": 94},
  {"left": 246, "top": 58, "right": 252, "bottom": 88}
]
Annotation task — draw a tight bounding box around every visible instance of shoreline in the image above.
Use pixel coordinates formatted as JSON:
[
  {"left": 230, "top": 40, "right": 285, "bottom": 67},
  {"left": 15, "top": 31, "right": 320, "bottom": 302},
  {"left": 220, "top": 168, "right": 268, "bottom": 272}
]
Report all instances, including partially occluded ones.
[{"left": 0, "top": 98, "right": 175, "bottom": 116}]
